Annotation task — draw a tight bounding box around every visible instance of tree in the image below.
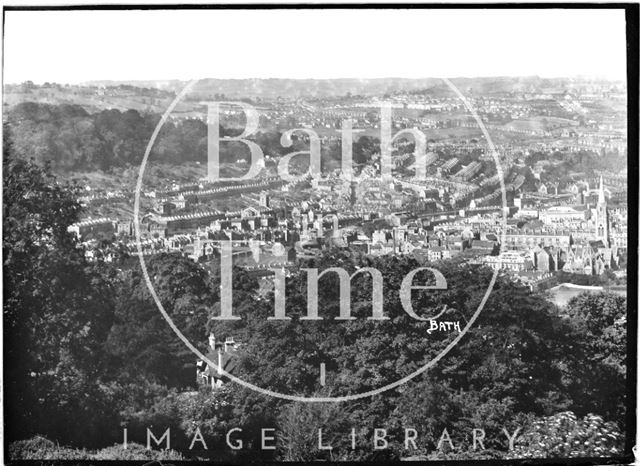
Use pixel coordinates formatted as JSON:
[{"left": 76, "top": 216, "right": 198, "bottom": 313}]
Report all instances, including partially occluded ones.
[
  {"left": 201, "top": 251, "right": 585, "bottom": 459},
  {"left": 353, "top": 136, "right": 379, "bottom": 164},
  {"left": 277, "top": 397, "right": 356, "bottom": 461},
  {"left": 563, "top": 292, "right": 627, "bottom": 424},
  {"left": 3, "top": 126, "right": 117, "bottom": 446},
  {"left": 106, "top": 253, "right": 217, "bottom": 388}
]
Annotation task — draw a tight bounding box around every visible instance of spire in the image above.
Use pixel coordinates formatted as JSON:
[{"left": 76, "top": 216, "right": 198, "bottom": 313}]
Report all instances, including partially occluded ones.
[{"left": 598, "top": 176, "right": 605, "bottom": 204}]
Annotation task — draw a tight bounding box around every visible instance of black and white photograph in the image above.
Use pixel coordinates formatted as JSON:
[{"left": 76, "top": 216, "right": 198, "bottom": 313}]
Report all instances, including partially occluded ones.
[{"left": 2, "top": 4, "right": 637, "bottom": 464}]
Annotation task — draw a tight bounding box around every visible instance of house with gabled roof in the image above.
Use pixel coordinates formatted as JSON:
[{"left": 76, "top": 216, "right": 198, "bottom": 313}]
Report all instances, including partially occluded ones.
[{"left": 196, "top": 333, "right": 239, "bottom": 389}]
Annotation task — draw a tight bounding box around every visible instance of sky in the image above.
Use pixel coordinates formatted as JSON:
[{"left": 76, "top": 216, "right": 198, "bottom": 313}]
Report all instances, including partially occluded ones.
[{"left": 3, "top": 8, "right": 628, "bottom": 84}]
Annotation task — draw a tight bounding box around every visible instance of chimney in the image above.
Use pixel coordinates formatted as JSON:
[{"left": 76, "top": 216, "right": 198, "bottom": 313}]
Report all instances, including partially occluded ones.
[{"left": 225, "top": 337, "right": 235, "bottom": 353}]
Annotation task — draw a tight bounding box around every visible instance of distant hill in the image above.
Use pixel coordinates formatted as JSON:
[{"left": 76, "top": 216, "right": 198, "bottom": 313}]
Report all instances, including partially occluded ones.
[
  {"left": 81, "top": 77, "right": 440, "bottom": 98},
  {"left": 79, "top": 76, "right": 566, "bottom": 99},
  {"left": 5, "top": 77, "right": 623, "bottom": 113},
  {"left": 78, "top": 76, "right": 623, "bottom": 99}
]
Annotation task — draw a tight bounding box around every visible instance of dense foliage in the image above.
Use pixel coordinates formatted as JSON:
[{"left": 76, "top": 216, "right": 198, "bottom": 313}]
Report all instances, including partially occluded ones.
[
  {"left": 4, "top": 126, "right": 118, "bottom": 446},
  {"left": 6, "top": 102, "right": 273, "bottom": 171},
  {"left": 507, "top": 412, "right": 623, "bottom": 459},
  {"left": 6, "top": 102, "right": 375, "bottom": 172}
]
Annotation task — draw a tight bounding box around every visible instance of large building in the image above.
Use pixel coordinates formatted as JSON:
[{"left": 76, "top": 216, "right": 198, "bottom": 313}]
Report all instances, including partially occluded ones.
[
  {"left": 539, "top": 206, "right": 586, "bottom": 223},
  {"left": 480, "top": 251, "right": 533, "bottom": 272},
  {"left": 503, "top": 230, "right": 572, "bottom": 251}
]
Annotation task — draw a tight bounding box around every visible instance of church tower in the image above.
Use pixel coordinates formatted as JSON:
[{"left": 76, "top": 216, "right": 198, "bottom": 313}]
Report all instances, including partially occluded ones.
[
  {"left": 259, "top": 191, "right": 270, "bottom": 208},
  {"left": 595, "top": 176, "right": 609, "bottom": 246}
]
